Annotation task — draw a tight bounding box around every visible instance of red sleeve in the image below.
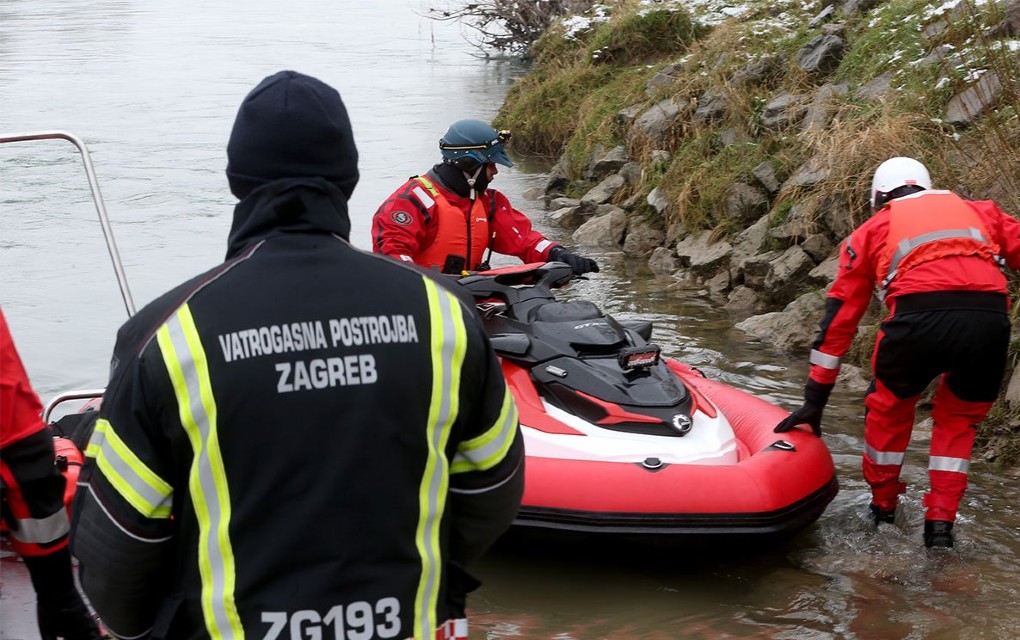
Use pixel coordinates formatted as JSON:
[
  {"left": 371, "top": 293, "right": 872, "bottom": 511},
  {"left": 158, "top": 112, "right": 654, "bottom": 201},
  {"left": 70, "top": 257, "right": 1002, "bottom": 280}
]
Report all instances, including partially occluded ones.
[
  {"left": 808, "top": 217, "right": 883, "bottom": 385},
  {"left": 1, "top": 309, "right": 47, "bottom": 446},
  {"left": 487, "top": 190, "right": 557, "bottom": 263},
  {"left": 1, "top": 308, "right": 69, "bottom": 557},
  {"left": 971, "top": 199, "right": 1020, "bottom": 271},
  {"left": 371, "top": 179, "right": 433, "bottom": 262}
]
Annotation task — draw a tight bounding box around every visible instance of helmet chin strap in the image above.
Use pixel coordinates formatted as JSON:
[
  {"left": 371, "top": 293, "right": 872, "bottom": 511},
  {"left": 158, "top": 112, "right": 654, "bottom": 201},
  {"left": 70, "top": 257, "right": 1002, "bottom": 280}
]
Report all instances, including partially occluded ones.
[{"left": 462, "top": 164, "right": 484, "bottom": 189}]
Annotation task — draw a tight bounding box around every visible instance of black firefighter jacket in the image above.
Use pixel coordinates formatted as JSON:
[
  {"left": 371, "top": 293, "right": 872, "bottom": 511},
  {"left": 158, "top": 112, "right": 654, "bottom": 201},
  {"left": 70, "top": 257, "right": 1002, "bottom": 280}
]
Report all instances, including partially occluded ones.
[{"left": 70, "top": 178, "right": 525, "bottom": 640}]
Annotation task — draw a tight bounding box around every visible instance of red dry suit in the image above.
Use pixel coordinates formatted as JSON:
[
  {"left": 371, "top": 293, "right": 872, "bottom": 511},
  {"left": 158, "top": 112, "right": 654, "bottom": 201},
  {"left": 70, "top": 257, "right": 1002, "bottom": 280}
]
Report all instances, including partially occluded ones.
[
  {"left": 0, "top": 308, "right": 71, "bottom": 557},
  {"left": 373, "top": 170, "right": 556, "bottom": 273},
  {"left": 807, "top": 190, "right": 1020, "bottom": 521}
]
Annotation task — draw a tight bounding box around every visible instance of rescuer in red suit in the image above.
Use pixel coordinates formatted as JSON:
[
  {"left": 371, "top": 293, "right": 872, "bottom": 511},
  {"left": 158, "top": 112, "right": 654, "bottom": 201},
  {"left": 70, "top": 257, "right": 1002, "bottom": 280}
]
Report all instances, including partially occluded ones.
[
  {"left": 775, "top": 157, "right": 1020, "bottom": 548},
  {"left": 1, "top": 308, "right": 104, "bottom": 638},
  {"left": 372, "top": 118, "right": 599, "bottom": 276}
]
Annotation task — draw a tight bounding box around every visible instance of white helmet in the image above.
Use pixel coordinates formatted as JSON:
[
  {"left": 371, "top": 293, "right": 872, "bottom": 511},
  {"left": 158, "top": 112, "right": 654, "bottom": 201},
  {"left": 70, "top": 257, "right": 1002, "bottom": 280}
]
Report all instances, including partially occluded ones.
[{"left": 870, "top": 157, "right": 932, "bottom": 210}]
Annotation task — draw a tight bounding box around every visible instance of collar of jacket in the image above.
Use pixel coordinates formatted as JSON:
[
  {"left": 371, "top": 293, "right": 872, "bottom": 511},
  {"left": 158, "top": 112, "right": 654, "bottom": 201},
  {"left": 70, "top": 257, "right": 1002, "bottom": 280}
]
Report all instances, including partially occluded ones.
[
  {"left": 225, "top": 177, "right": 352, "bottom": 259},
  {"left": 430, "top": 162, "right": 492, "bottom": 198}
]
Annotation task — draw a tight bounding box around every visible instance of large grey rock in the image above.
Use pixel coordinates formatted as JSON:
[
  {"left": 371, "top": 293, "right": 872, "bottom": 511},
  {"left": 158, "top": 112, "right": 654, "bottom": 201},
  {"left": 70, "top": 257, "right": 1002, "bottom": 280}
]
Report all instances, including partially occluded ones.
[
  {"left": 623, "top": 219, "right": 665, "bottom": 257},
  {"left": 646, "top": 61, "right": 685, "bottom": 95},
  {"left": 725, "top": 285, "right": 766, "bottom": 313},
  {"left": 1005, "top": 363, "right": 1020, "bottom": 408},
  {"left": 706, "top": 271, "right": 732, "bottom": 298},
  {"left": 718, "top": 127, "right": 753, "bottom": 147},
  {"left": 770, "top": 201, "right": 822, "bottom": 243},
  {"left": 808, "top": 253, "right": 840, "bottom": 287},
  {"left": 583, "top": 145, "right": 630, "bottom": 180},
  {"left": 809, "top": 5, "right": 836, "bottom": 28},
  {"left": 730, "top": 214, "right": 772, "bottom": 279},
  {"left": 648, "top": 246, "right": 680, "bottom": 275},
  {"left": 732, "top": 53, "right": 787, "bottom": 88},
  {"left": 675, "top": 230, "right": 733, "bottom": 276},
  {"left": 800, "top": 233, "right": 835, "bottom": 263},
  {"left": 795, "top": 34, "right": 846, "bottom": 77},
  {"left": 618, "top": 161, "right": 643, "bottom": 186},
  {"left": 579, "top": 174, "right": 626, "bottom": 211},
  {"left": 855, "top": 71, "right": 896, "bottom": 103},
  {"left": 616, "top": 103, "right": 644, "bottom": 127},
  {"left": 573, "top": 207, "right": 627, "bottom": 247},
  {"left": 763, "top": 245, "right": 817, "bottom": 305},
  {"left": 760, "top": 92, "right": 808, "bottom": 130},
  {"left": 741, "top": 249, "right": 782, "bottom": 289},
  {"left": 735, "top": 289, "right": 828, "bottom": 353},
  {"left": 781, "top": 155, "right": 831, "bottom": 191},
  {"left": 946, "top": 72, "right": 1004, "bottom": 127},
  {"left": 545, "top": 160, "right": 569, "bottom": 198},
  {"left": 647, "top": 187, "right": 672, "bottom": 216},
  {"left": 548, "top": 205, "right": 583, "bottom": 229},
  {"left": 693, "top": 89, "right": 729, "bottom": 123},
  {"left": 752, "top": 162, "right": 781, "bottom": 196},
  {"left": 801, "top": 83, "right": 849, "bottom": 133},
  {"left": 724, "top": 183, "right": 769, "bottom": 224},
  {"left": 842, "top": 0, "right": 884, "bottom": 17},
  {"left": 630, "top": 97, "right": 689, "bottom": 146}
]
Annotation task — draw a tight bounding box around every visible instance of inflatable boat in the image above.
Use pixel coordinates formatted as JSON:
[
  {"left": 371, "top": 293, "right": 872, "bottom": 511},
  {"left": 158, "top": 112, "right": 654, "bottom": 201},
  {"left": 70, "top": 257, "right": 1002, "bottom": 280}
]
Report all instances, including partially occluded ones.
[{"left": 460, "top": 262, "right": 838, "bottom": 538}]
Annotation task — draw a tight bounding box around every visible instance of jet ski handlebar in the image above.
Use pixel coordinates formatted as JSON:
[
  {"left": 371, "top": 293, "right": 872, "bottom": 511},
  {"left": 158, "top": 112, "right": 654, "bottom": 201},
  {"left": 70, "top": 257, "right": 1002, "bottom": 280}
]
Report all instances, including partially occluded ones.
[{"left": 458, "top": 261, "right": 574, "bottom": 303}]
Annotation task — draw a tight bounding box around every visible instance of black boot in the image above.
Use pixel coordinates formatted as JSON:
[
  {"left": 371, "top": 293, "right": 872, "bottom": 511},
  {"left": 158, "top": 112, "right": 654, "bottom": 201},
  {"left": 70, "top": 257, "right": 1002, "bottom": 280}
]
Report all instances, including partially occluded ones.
[
  {"left": 869, "top": 503, "right": 896, "bottom": 526},
  {"left": 923, "top": 520, "right": 954, "bottom": 548}
]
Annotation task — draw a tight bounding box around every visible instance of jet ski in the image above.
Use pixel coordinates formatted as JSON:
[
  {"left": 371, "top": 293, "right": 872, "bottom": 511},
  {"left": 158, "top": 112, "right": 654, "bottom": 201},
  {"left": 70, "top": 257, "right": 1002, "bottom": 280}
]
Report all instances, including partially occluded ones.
[{"left": 459, "top": 262, "right": 838, "bottom": 538}]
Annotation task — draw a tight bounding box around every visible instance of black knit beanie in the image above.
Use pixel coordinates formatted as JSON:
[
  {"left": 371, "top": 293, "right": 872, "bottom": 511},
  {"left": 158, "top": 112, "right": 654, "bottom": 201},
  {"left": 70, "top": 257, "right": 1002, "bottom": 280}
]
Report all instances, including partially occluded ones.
[{"left": 226, "top": 70, "right": 359, "bottom": 200}]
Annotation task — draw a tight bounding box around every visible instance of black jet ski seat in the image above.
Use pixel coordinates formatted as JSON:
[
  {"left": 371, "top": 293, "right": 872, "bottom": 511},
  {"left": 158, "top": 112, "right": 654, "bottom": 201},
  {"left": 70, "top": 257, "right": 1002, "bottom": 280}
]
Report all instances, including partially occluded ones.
[{"left": 530, "top": 300, "right": 603, "bottom": 323}]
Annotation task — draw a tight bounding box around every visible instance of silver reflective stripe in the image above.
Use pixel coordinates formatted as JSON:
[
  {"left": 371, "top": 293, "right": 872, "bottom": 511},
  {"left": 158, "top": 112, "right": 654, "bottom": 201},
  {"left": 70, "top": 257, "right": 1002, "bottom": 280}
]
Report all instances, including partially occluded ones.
[
  {"left": 809, "top": 349, "right": 841, "bottom": 370},
  {"left": 160, "top": 309, "right": 240, "bottom": 637},
  {"left": 883, "top": 227, "right": 987, "bottom": 290},
  {"left": 864, "top": 442, "right": 905, "bottom": 466},
  {"left": 451, "top": 389, "right": 518, "bottom": 473},
  {"left": 415, "top": 281, "right": 466, "bottom": 640},
  {"left": 929, "top": 456, "right": 969, "bottom": 474},
  {"left": 535, "top": 239, "right": 553, "bottom": 253},
  {"left": 412, "top": 185, "right": 435, "bottom": 209},
  {"left": 8, "top": 509, "right": 69, "bottom": 545}
]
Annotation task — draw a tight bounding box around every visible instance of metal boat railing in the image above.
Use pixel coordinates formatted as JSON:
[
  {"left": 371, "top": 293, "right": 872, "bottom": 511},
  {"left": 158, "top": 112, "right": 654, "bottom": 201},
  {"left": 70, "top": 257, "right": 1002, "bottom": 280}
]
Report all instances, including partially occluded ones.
[
  {"left": 2, "top": 130, "right": 136, "bottom": 419},
  {"left": 0, "top": 130, "right": 136, "bottom": 316}
]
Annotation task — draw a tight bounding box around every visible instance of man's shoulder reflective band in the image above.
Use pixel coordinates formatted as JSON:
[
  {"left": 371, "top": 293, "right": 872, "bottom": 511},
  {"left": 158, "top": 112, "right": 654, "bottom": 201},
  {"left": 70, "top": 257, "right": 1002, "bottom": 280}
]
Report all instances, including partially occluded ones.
[
  {"left": 87, "top": 418, "right": 173, "bottom": 519},
  {"left": 451, "top": 388, "right": 518, "bottom": 474},
  {"left": 809, "top": 349, "right": 841, "bottom": 371},
  {"left": 929, "top": 456, "right": 969, "bottom": 474},
  {"left": 864, "top": 442, "right": 905, "bottom": 466},
  {"left": 7, "top": 509, "right": 70, "bottom": 545}
]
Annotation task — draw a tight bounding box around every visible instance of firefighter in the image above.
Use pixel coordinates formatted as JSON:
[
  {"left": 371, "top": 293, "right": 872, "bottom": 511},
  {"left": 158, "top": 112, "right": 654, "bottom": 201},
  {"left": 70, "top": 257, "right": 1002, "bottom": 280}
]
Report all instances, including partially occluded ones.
[
  {"left": 70, "top": 70, "right": 524, "bottom": 639},
  {"left": 1, "top": 308, "right": 104, "bottom": 639},
  {"left": 775, "top": 157, "right": 1020, "bottom": 548},
  {"left": 372, "top": 118, "right": 599, "bottom": 276}
]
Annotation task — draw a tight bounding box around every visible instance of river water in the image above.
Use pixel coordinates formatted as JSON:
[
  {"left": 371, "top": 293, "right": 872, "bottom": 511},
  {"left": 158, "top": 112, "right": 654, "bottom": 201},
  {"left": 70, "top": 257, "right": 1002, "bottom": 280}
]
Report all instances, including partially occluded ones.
[{"left": 1, "top": 2, "right": 1018, "bottom": 638}]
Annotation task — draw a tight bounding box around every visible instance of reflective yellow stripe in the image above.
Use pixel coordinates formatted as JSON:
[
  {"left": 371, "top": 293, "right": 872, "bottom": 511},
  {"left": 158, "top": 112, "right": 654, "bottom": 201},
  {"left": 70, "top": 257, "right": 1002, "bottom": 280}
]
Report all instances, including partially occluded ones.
[
  {"left": 451, "top": 388, "right": 518, "bottom": 474},
  {"left": 413, "top": 279, "right": 467, "bottom": 640},
  {"left": 414, "top": 175, "right": 440, "bottom": 198},
  {"left": 158, "top": 304, "right": 243, "bottom": 639},
  {"left": 90, "top": 418, "right": 173, "bottom": 519}
]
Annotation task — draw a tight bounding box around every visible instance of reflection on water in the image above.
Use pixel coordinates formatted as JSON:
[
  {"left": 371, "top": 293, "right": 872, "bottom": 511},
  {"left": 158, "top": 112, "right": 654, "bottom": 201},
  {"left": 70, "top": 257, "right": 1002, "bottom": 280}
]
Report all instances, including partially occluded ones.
[{"left": 2, "top": 2, "right": 1019, "bottom": 639}]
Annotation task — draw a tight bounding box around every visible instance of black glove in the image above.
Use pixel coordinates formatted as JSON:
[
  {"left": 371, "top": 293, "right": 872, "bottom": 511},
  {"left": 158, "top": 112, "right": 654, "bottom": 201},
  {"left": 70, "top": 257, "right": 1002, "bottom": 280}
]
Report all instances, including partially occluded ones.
[
  {"left": 774, "top": 379, "right": 834, "bottom": 437},
  {"left": 24, "top": 549, "right": 105, "bottom": 640},
  {"left": 548, "top": 245, "right": 599, "bottom": 275}
]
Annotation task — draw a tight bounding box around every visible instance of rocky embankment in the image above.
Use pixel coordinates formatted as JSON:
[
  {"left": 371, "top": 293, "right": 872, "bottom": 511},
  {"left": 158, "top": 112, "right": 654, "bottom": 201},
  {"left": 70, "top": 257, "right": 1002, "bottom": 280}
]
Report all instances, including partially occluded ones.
[{"left": 515, "top": 0, "right": 1020, "bottom": 431}]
